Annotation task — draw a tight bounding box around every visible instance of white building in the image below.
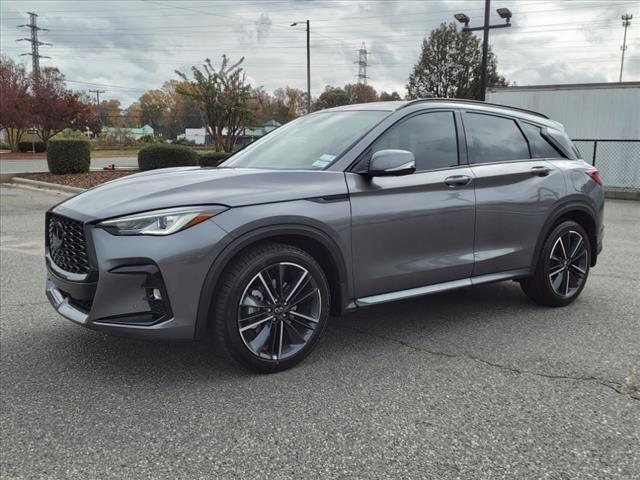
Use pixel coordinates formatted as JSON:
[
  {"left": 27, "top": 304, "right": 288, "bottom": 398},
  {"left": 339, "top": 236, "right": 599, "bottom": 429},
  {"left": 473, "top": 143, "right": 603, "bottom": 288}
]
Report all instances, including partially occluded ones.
[
  {"left": 486, "top": 82, "right": 640, "bottom": 190},
  {"left": 181, "top": 128, "right": 210, "bottom": 145},
  {"left": 179, "top": 120, "right": 282, "bottom": 146}
]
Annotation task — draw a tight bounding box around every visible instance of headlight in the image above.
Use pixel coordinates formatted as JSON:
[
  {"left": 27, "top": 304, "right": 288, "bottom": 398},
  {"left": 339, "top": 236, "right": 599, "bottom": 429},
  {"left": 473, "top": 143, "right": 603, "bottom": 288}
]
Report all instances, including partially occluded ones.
[{"left": 99, "top": 206, "right": 228, "bottom": 236}]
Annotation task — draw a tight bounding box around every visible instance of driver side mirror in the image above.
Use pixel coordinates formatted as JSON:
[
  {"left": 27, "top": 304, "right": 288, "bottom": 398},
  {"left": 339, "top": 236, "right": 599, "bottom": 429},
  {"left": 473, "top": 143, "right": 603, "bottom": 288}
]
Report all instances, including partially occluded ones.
[{"left": 367, "top": 149, "right": 416, "bottom": 177}]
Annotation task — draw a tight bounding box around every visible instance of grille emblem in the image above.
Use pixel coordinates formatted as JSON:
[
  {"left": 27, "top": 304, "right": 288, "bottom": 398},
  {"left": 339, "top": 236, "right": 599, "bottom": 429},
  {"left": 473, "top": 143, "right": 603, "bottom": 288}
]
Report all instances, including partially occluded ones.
[{"left": 50, "top": 221, "right": 65, "bottom": 250}]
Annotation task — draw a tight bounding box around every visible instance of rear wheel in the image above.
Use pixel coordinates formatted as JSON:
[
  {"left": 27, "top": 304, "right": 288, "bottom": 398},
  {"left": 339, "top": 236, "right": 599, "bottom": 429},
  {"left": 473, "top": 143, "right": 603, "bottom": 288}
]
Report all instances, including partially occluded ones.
[
  {"left": 521, "top": 220, "right": 591, "bottom": 307},
  {"left": 212, "top": 243, "right": 330, "bottom": 373}
]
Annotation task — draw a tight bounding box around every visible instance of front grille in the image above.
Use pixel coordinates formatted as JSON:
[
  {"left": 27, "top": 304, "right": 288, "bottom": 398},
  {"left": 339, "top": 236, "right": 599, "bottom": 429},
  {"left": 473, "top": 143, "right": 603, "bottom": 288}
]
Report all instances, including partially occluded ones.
[{"left": 48, "top": 213, "right": 90, "bottom": 274}]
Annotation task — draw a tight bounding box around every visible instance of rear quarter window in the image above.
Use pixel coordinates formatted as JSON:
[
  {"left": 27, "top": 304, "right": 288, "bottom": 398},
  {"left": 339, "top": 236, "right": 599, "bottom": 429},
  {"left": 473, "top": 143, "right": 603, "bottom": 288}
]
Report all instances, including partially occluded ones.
[
  {"left": 544, "top": 129, "right": 580, "bottom": 159},
  {"left": 521, "top": 122, "right": 563, "bottom": 159}
]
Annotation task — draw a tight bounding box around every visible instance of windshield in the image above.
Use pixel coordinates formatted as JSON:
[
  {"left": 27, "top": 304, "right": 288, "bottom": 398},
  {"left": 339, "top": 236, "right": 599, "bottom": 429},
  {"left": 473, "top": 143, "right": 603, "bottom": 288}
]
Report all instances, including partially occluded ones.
[{"left": 221, "top": 110, "right": 387, "bottom": 170}]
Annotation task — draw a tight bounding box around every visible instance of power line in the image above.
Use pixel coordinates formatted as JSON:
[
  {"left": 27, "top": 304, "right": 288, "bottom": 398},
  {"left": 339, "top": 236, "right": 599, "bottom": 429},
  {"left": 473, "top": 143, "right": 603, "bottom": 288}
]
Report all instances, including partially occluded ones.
[
  {"left": 16, "top": 11, "right": 51, "bottom": 81},
  {"left": 66, "top": 79, "right": 147, "bottom": 92},
  {"left": 4, "top": 0, "right": 634, "bottom": 26},
  {"left": 5, "top": 16, "right": 624, "bottom": 36}
]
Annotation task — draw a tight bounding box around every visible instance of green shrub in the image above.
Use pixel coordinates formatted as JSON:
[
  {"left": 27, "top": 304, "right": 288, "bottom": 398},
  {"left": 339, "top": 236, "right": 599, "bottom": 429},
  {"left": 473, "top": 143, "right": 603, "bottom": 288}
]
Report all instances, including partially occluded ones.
[
  {"left": 138, "top": 134, "right": 163, "bottom": 144},
  {"left": 96, "top": 130, "right": 137, "bottom": 147},
  {"left": 0, "top": 143, "right": 10, "bottom": 151},
  {"left": 198, "top": 151, "right": 231, "bottom": 167},
  {"left": 172, "top": 137, "right": 196, "bottom": 146},
  {"left": 18, "top": 141, "right": 46, "bottom": 153},
  {"left": 54, "top": 129, "right": 87, "bottom": 140},
  {"left": 137, "top": 144, "right": 199, "bottom": 171},
  {"left": 47, "top": 139, "right": 91, "bottom": 174}
]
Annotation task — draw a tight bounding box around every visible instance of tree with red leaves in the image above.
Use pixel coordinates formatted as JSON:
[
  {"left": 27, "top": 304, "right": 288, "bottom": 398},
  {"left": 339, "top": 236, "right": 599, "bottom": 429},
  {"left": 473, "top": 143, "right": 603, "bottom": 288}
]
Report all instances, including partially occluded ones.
[
  {"left": 31, "top": 67, "right": 101, "bottom": 145},
  {"left": 0, "top": 55, "right": 33, "bottom": 151}
]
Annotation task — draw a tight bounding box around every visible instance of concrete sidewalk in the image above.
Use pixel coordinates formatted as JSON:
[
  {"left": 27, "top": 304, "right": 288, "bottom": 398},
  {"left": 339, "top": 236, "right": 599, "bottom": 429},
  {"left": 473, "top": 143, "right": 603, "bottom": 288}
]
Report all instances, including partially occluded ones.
[{"left": 0, "top": 156, "right": 138, "bottom": 174}]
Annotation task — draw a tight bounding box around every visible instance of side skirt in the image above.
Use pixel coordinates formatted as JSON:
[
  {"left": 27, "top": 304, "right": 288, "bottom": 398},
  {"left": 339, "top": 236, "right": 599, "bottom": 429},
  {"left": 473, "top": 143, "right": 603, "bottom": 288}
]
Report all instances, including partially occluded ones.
[{"left": 354, "top": 269, "right": 530, "bottom": 307}]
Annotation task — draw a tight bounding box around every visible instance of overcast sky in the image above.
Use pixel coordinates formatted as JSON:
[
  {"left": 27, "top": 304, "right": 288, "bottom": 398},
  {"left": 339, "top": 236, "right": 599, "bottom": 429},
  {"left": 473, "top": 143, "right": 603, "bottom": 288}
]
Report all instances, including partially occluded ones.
[{"left": 1, "top": 0, "right": 638, "bottom": 107}]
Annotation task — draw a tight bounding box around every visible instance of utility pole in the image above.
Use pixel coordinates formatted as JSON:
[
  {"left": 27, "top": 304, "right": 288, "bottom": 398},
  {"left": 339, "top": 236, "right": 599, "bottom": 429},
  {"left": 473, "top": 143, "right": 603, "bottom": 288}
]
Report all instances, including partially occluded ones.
[
  {"left": 356, "top": 42, "right": 369, "bottom": 84},
  {"left": 619, "top": 14, "right": 633, "bottom": 82},
  {"left": 454, "top": 1, "right": 512, "bottom": 101},
  {"left": 16, "top": 12, "right": 51, "bottom": 82},
  {"left": 89, "top": 89, "right": 105, "bottom": 106},
  {"left": 89, "top": 90, "right": 106, "bottom": 125},
  {"left": 291, "top": 20, "right": 311, "bottom": 114}
]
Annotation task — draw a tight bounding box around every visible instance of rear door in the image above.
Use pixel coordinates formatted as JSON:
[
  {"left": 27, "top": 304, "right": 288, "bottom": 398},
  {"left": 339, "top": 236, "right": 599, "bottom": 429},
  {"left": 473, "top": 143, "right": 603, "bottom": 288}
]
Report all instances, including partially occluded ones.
[
  {"left": 346, "top": 110, "right": 476, "bottom": 298},
  {"left": 462, "top": 111, "right": 566, "bottom": 276}
]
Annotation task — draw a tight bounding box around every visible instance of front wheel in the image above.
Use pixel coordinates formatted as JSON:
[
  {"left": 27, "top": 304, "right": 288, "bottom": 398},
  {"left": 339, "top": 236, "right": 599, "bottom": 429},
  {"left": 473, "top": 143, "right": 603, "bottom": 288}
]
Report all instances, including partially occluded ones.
[
  {"left": 521, "top": 220, "right": 591, "bottom": 307},
  {"left": 212, "top": 243, "right": 330, "bottom": 373}
]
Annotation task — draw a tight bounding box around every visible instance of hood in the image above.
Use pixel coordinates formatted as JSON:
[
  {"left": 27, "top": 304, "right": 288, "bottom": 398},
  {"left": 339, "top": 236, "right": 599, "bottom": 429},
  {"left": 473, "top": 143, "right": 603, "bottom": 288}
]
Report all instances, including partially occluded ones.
[{"left": 53, "top": 167, "right": 348, "bottom": 221}]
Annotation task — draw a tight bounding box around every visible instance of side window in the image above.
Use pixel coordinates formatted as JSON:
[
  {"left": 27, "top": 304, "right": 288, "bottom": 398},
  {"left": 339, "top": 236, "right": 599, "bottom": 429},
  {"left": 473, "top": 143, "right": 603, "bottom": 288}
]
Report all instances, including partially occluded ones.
[
  {"left": 464, "top": 113, "right": 530, "bottom": 163},
  {"left": 371, "top": 112, "right": 459, "bottom": 171},
  {"left": 521, "top": 122, "right": 562, "bottom": 159},
  {"left": 545, "top": 129, "right": 579, "bottom": 160}
]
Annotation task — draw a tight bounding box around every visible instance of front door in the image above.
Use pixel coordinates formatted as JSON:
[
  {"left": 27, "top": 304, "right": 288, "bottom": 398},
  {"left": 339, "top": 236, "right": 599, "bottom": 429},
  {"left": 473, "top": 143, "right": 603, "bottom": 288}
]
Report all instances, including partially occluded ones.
[{"left": 346, "top": 110, "right": 476, "bottom": 299}]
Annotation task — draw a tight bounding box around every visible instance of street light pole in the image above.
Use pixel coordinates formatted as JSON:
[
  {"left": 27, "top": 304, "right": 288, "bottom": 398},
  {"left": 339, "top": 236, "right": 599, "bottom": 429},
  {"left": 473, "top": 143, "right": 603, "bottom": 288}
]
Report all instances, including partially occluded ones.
[
  {"left": 291, "top": 20, "right": 311, "bottom": 114},
  {"left": 480, "top": 0, "right": 491, "bottom": 101},
  {"left": 306, "top": 19, "right": 311, "bottom": 114},
  {"left": 455, "top": 1, "right": 512, "bottom": 101}
]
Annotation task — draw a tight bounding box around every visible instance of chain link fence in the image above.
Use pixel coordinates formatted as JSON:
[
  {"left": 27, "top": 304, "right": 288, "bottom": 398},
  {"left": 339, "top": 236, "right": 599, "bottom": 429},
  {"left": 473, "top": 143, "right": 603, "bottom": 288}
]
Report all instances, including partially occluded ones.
[{"left": 572, "top": 139, "right": 640, "bottom": 191}]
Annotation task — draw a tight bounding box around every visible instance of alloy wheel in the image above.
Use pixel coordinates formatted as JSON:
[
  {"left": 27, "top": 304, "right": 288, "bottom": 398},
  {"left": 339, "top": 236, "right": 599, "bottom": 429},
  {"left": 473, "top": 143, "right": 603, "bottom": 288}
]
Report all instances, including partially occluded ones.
[
  {"left": 237, "top": 262, "right": 322, "bottom": 361},
  {"left": 548, "top": 230, "right": 588, "bottom": 297}
]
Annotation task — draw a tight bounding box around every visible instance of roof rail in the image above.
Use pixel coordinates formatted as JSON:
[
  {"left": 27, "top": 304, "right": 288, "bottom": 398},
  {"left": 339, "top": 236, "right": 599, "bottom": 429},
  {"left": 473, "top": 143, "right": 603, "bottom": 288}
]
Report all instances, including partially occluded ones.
[{"left": 400, "top": 98, "right": 549, "bottom": 119}]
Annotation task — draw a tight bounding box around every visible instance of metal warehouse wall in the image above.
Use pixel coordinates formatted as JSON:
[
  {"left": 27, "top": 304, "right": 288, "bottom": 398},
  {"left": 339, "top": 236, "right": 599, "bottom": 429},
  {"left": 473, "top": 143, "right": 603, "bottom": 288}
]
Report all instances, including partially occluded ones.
[
  {"left": 486, "top": 83, "right": 640, "bottom": 191},
  {"left": 486, "top": 82, "right": 640, "bottom": 139}
]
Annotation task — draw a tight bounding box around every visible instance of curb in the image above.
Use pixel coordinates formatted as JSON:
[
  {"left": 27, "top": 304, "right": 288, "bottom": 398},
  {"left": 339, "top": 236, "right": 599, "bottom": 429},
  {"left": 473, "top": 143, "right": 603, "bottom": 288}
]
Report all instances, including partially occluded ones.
[
  {"left": 605, "top": 189, "right": 640, "bottom": 201},
  {"left": 1, "top": 182, "right": 76, "bottom": 197},
  {"left": 0, "top": 173, "right": 16, "bottom": 183},
  {"left": 9, "top": 177, "right": 86, "bottom": 194}
]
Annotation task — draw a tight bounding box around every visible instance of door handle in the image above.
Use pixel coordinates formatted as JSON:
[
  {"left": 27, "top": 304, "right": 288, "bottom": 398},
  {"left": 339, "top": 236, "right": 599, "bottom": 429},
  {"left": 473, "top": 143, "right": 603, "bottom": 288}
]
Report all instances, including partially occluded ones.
[
  {"left": 444, "top": 175, "right": 472, "bottom": 187},
  {"left": 531, "top": 166, "right": 551, "bottom": 177}
]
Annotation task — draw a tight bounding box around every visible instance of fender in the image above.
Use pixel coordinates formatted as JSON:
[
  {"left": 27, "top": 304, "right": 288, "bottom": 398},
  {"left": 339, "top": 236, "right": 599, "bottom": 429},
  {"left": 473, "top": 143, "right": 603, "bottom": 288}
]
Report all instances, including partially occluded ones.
[
  {"left": 530, "top": 195, "right": 600, "bottom": 273},
  {"left": 194, "top": 223, "right": 351, "bottom": 340}
]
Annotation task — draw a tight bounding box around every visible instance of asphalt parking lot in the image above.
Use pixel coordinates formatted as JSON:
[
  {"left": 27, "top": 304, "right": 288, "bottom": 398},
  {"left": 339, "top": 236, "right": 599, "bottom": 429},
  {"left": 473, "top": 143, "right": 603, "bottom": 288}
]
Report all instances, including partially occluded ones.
[{"left": 1, "top": 184, "right": 639, "bottom": 479}]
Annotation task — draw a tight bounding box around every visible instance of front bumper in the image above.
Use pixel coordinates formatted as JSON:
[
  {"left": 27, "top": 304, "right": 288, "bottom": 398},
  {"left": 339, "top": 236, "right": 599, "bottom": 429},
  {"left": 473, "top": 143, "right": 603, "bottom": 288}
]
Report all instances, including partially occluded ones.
[{"left": 45, "top": 216, "right": 230, "bottom": 341}]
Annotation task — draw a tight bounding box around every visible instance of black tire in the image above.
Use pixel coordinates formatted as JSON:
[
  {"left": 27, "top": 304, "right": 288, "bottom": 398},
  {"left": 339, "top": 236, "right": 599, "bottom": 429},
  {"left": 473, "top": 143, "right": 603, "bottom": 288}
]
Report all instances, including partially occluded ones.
[
  {"left": 521, "top": 220, "right": 591, "bottom": 307},
  {"left": 212, "top": 243, "right": 330, "bottom": 373}
]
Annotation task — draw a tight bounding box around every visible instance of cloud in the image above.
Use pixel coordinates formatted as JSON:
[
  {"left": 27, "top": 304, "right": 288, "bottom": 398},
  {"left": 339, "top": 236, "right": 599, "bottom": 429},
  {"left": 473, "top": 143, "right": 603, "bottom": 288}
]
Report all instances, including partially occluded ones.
[
  {"left": 255, "top": 13, "right": 272, "bottom": 43},
  {"left": 1, "top": 0, "right": 636, "bottom": 107}
]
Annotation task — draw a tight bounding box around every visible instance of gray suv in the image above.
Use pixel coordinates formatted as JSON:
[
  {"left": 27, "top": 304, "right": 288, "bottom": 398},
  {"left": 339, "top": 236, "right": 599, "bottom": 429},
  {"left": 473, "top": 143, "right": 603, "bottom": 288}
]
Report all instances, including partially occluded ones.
[{"left": 45, "top": 99, "right": 605, "bottom": 373}]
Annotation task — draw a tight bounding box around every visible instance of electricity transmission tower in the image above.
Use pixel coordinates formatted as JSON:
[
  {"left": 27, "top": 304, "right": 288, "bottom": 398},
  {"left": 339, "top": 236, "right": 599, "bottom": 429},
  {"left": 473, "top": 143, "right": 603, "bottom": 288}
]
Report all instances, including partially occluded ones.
[
  {"left": 619, "top": 14, "right": 633, "bottom": 82},
  {"left": 356, "top": 42, "right": 368, "bottom": 84},
  {"left": 16, "top": 12, "right": 51, "bottom": 82}
]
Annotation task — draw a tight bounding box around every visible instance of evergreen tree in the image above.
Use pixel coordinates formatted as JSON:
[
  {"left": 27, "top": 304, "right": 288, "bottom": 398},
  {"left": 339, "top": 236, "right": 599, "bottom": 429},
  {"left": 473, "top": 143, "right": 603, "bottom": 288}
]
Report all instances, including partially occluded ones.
[{"left": 407, "top": 22, "right": 508, "bottom": 100}]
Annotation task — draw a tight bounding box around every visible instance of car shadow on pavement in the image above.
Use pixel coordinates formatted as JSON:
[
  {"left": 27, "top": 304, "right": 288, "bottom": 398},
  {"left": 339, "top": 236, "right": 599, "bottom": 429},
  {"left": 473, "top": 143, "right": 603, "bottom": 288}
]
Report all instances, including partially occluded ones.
[{"left": 42, "top": 281, "right": 535, "bottom": 380}]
